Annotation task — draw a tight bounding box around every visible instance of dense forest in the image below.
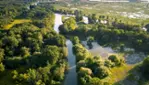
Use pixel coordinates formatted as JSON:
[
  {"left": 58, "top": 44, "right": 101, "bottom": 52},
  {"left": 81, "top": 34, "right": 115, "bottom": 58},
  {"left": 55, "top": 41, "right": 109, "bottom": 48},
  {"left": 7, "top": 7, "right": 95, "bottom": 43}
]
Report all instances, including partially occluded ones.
[{"left": 0, "top": 0, "right": 68, "bottom": 85}]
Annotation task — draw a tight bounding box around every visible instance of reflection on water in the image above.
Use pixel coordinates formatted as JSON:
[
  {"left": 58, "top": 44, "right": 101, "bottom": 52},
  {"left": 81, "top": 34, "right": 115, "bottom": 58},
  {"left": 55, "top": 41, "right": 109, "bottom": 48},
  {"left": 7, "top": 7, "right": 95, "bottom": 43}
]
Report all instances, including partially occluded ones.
[
  {"left": 82, "top": 41, "right": 146, "bottom": 64},
  {"left": 82, "top": 41, "right": 115, "bottom": 58},
  {"left": 125, "top": 53, "right": 146, "bottom": 64},
  {"left": 54, "top": 14, "right": 63, "bottom": 33}
]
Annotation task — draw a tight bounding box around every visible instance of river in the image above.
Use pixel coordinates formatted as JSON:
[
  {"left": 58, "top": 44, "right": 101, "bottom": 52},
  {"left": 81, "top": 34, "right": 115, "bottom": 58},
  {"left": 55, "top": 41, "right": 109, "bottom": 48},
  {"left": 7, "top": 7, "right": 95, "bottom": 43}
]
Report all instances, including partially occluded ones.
[{"left": 53, "top": 13, "right": 77, "bottom": 85}]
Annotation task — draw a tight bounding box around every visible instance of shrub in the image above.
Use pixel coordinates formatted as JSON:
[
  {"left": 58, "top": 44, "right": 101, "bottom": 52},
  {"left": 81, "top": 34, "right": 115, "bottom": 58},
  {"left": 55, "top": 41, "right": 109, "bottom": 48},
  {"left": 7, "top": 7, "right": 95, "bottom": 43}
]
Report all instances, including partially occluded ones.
[
  {"left": 72, "top": 36, "right": 80, "bottom": 44},
  {"left": 77, "top": 60, "right": 86, "bottom": 72},
  {"left": 104, "top": 60, "right": 114, "bottom": 68},
  {"left": 142, "top": 56, "right": 149, "bottom": 78},
  {"left": 0, "top": 63, "right": 5, "bottom": 72},
  {"left": 108, "top": 55, "right": 124, "bottom": 66},
  {"left": 78, "top": 67, "right": 93, "bottom": 76},
  {"left": 88, "top": 77, "right": 104, "bottom": 85}
]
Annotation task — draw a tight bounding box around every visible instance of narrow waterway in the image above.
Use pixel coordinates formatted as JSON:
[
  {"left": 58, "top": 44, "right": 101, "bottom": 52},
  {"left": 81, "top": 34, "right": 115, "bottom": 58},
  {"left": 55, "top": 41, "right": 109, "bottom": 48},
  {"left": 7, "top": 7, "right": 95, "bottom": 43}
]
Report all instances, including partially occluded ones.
[
  {"left": 53, "top": 13, "right": 77, "bottom": 85},
  {"left": 54, "top": 14, "right": 63, "bottom": 33},
  {"left": 64, "top": 40, "right": 77, "bottom": 85}
]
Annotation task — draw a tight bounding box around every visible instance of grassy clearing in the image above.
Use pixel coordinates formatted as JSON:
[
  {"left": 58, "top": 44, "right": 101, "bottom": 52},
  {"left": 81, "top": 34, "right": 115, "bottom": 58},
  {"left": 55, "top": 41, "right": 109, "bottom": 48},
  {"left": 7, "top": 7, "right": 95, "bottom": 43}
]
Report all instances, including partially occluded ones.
[
  {"left": 103, "top": 64, "right": 135, "bottom": 84},
  {"left": 3, "top": 19, "right": 32, "bottom": 30}
]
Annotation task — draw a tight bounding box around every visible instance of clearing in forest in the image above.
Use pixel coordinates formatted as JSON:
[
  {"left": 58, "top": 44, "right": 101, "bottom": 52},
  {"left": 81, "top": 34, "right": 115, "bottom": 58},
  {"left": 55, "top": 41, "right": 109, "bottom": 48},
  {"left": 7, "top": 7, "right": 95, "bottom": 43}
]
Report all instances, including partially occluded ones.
[{"left": 4, "top": 19, "right": 32, "bottom": 30}]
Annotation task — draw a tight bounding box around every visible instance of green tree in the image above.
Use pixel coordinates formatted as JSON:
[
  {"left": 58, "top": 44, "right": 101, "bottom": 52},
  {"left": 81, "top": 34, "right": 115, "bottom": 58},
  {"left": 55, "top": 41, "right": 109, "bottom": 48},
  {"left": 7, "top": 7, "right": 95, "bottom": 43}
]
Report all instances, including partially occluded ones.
[
  {"left": 2, "top": 36, "right": 19, "bottom": 47},
  {"left": 60, "top": 17, "right": 77, "bottom": 33},
  {"left": 78, "top": 67, "right": 93, "bottom": 76},
  {"left": 94, "top": 66, "right": 110, "bottom": 79},
  {"left": 74, "top": 10, "right": 83, "bottom": 22},
  {"left": 42, "top": 45, "right": 59, "bottom": 64},
  {"left": 27, "top": 69, "right": 37, "bottom": 84},
  {"left": 0, "top": 63, "right": 5, "bottom": 72},
  {"left": 73, "top": 44, "right": 91, "bottom": 62},
  {"left": 88, "top": 36, "right": 94, "bottom": 42},
  {"left": 12, "top": 70, "right": 19, "bottom": 80},
  {"left": 87, "top": 36, "right": 94, "bottom": 49},
  {"left": 52, "top": 66, "right": 65, "bottom": 81},
  {"left": 104, "top": 60, "right": 114, "bottom": 68},
  {"left": 55, "top": 35, "right": 66, "bottom": 46},
  {"left": 21, "top": 47, "right": 30, "bottom": 58},
  {"left": 0, "top": 49, "right": 4, "bottom": 62},
  {"left": 88, "top": 14, "right": 98, "bottom": 24},
  {"left": 79, "top": 75, "right": 91, "bottom": 85},
  {"left": 92, "top": 14, "right": 98, "bottom": 23},
  {"left": 61, "top": 47, "right": 68, "bottom": 58},
  {"left": 108, "top": 55, "right": 124, "bottom": 66},
  {"left": 88, "top": 78, "right": 104, "bottom": 85},
  {"left": 72, "top": 36, "right": 80, "bottom": 44},
  {"left": 142, "top": 56, "right": 149, "bottom": 78},
  {"left": 36, "top": 80, "right": 45, "bottom": 85}
]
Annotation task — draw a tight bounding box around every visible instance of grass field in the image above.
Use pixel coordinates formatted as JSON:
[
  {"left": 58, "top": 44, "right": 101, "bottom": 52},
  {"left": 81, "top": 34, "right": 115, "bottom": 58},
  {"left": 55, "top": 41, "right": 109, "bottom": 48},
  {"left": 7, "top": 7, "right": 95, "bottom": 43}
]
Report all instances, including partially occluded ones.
[
  {"left": 103, "top": 64, "right": 135, "bottom": 84},
  {"left": 3, "top": 19, "right": 32, "bottom": 30}
]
